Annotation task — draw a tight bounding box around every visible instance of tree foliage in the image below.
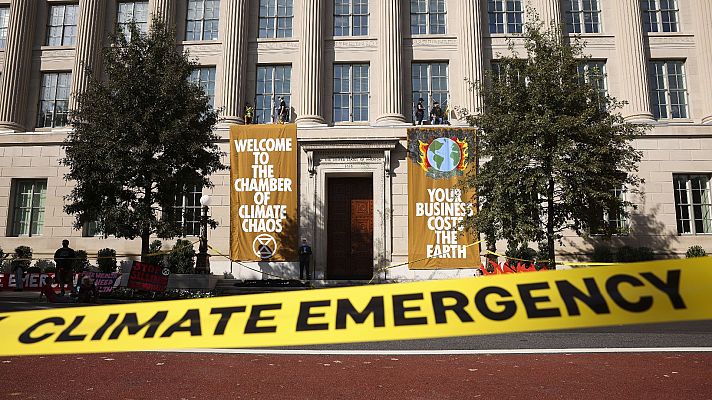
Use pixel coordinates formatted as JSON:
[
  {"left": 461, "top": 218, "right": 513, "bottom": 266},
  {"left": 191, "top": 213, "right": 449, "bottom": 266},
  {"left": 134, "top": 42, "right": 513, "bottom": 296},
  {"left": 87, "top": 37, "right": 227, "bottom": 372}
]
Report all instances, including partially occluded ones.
[
  {"left": 62, "top": 20, "right": 225, "bottom": 258},
  {"left": 460, "top": 21, "right": 648, "bottom": 266}
]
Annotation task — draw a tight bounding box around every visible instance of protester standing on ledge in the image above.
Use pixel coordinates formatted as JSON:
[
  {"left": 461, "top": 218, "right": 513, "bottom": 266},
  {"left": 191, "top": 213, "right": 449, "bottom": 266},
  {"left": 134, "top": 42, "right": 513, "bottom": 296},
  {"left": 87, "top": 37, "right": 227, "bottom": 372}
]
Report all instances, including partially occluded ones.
[
  {"left": 11, "top": 249, "right": 24, "bottom": 292},
  {"left": 278, "top": 97, "right": 288, "bottom": 123},
  {"left": 54, "top": 239, "right": 76, "bottom": 296},
  {"left": 244, "top": 102, "right": 254, "bottom": 124},
  {"left": 430, "top": 101, "right": 444, "bottom": 125},
  {"left": 299, "top": 238, "right": 312, "bottom": 280},
  {"left": 415, "top": 98, "right": 425, "bottom": 125}
]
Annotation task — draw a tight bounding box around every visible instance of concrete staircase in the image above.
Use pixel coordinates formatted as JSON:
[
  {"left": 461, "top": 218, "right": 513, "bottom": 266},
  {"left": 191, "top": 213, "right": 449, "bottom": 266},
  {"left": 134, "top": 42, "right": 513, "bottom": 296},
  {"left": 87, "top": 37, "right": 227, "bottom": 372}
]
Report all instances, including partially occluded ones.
[{"left": 214, "top": 279, "right": 375, "bottom": 296}]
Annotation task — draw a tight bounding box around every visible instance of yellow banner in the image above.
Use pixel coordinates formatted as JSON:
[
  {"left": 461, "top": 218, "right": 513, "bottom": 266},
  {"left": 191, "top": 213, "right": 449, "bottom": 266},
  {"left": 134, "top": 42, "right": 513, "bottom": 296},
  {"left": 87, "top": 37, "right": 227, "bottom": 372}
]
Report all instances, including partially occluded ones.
[
  {"left": 1, "top": 258, "right": 711, "bottom": 356},
  {"left": 408, "top": 128, "right": 480, "bottom": 269},
  {"left": 230, "top": 124, "right": 298, "bottom": 261}
]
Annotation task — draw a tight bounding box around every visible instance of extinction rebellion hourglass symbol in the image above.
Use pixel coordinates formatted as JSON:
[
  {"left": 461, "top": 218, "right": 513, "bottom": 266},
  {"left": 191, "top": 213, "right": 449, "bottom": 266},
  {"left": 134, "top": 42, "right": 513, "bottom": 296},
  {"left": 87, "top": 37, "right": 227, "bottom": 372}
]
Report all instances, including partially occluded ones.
[{"left": 253, "top": 234, "right": 277, "bottom": 259}]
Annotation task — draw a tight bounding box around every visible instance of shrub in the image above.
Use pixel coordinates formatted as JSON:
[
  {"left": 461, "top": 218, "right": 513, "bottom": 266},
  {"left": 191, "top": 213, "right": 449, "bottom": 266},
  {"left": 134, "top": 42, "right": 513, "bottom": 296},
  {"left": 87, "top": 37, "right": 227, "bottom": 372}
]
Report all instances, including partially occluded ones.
[
  {"left": 144, "top": 240, "right": 164, "bottom": 267},
  {"left": 72, "top": 250, "right": 91, "bottom": 272},
  {"left": 34, "top": 259, "right": 56, "bottom": 273},
  {"left": 97, "top": 248, "right": 117, "bottom": 273},
  {"left": 11, "top": 246, "right": 32, "bottom": 271},
  {"left": 592, "top": 245, "right": 655, "bottom": 263},
  {"left": 592, "top": 246, "right": 614, "bottom": 263},
  {"left": 686, "top": 245, "right": 707, "bottom": 258},
  {"left": 165, "top": 239, "right": 196, "bottom": 274},
  {"left": 505, "top": 243, "right": 537, "bottom": 264},
  {"left": 0, "top": 247, "right": 9, "bottom": 273}
]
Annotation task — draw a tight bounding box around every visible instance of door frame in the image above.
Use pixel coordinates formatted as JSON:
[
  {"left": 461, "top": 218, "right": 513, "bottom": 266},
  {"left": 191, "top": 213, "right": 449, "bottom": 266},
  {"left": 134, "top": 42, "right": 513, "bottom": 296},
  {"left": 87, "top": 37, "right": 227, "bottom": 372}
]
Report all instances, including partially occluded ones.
[{"left": 325, "top": 175, "right": 374, "bottom": 280}]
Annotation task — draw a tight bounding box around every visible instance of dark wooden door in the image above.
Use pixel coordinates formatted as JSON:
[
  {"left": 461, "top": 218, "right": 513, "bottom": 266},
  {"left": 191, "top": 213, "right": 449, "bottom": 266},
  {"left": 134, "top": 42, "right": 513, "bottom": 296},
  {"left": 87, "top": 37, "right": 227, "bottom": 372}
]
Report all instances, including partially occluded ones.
[{"left": 327, "top": 177, "right": 374, "bottom": 279}]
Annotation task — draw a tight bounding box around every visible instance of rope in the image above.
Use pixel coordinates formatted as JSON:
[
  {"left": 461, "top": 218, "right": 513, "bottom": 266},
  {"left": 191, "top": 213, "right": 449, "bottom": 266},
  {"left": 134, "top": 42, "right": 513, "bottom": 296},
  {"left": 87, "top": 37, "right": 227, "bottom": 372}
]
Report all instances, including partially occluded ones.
[
  {"left": 4, "top": 240, "right": 201, "bottom": 263},
  {"left": 207, "top": 244, "right": 289, "bottom": 280}
]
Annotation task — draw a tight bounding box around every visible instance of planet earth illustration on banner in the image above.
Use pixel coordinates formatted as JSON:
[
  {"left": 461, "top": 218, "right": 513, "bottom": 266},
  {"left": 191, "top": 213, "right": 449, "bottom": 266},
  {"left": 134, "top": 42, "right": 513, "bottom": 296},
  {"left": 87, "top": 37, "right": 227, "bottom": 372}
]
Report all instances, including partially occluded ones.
[{"left": 426, "top": 137, "right": 462, "bottom": 173}]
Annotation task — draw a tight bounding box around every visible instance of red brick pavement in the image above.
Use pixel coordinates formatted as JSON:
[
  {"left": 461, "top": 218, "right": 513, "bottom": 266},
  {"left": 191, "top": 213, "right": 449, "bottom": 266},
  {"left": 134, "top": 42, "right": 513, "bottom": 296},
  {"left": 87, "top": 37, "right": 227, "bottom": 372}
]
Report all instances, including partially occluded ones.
[{"left": 1, "top": 352, "right": 710, "bottom": 399}]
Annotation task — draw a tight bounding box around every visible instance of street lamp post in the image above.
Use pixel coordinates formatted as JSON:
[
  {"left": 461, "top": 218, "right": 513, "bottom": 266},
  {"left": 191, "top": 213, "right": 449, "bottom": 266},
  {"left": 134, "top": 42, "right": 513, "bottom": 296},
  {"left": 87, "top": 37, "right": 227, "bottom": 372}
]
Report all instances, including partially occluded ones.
[{"left": 195, "top": 195, "right": 211, "bottom": 274}]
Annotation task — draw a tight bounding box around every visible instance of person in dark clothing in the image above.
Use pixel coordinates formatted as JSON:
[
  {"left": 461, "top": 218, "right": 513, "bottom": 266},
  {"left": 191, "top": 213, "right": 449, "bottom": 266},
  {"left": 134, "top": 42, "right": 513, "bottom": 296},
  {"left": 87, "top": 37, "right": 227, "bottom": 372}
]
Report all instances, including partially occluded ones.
[
  {"left": 244, "top": 102, "right": 254, "bottom": 124},
  {"left": 415, "top": 98, "right": 425, "bottom": 125},
  {"left": 430, "top": 101, "right": 444, "bottom": 125},
  {"left": 278, "top": 97, "right": 288, "bottom": 123},
  {"left": 77, "top": 275, "right": 99, "bottom": 303},
  {"left": 53, "top": 240, "right": 76, "bottom": 296},
  {"left": 298, "top": 238, "right": 312, "bottom": 280}
]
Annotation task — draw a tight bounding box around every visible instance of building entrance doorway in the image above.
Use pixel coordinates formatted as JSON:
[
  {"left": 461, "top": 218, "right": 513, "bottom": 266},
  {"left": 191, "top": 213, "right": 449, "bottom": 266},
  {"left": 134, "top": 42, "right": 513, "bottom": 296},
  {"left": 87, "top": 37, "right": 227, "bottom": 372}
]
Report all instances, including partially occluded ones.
[{"left": 327, "top": 177, "right": 374, "bottom": 279}]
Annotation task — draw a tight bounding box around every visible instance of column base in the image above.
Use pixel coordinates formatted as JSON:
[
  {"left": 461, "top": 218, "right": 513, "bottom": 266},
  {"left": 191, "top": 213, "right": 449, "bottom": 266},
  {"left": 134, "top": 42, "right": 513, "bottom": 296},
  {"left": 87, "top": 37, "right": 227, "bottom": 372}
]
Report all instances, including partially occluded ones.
[
  {"left": 220, "top": 116, "right": 245, "bottom": 125},
  {"left": 296, "top": 115, "right": 327, "bottom": 127},
  {"left": 374, "top": 113, "right": 407, "bottom": 126},
  {"left": 0, "top": 121, "right": 25, "bottom": 132},
  {"left": 702, "top": 115, "right": 712, "bottom": 125},
  {"left": 623, "top": 113, "right": 655, "bottom": 123}
]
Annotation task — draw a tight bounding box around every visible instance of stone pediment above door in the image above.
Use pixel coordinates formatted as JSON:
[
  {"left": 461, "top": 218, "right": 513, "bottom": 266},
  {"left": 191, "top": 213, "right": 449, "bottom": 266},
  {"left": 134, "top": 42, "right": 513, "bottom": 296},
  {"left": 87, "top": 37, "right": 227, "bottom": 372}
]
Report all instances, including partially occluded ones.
[{"left": 300, "top": 140, "right": 399, "bottom": 176}]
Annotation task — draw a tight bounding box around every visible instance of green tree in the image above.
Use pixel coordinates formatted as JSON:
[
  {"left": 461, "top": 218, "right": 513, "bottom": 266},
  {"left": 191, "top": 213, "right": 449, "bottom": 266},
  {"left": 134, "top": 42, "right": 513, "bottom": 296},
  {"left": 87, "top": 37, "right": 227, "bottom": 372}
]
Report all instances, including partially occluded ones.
[
  {"left": 165, "top": 239, "right": 196, "bottom": 274},
  {"left": 62, "top": 20, "right": 225, "bottom": 260},
  {"left": 460, "top": 21, "right": 648, "bottom": 267},
  {"left": 97, "top": 248, "right": 118, "bottom": 273}
]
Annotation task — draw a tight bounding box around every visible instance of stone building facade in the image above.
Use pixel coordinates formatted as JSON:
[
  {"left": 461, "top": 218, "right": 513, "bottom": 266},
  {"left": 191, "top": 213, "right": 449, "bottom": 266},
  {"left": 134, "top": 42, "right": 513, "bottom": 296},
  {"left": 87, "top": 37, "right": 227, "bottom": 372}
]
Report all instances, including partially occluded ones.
[{"left": 0, "top": 0, "right": 710, "bottom": 280}]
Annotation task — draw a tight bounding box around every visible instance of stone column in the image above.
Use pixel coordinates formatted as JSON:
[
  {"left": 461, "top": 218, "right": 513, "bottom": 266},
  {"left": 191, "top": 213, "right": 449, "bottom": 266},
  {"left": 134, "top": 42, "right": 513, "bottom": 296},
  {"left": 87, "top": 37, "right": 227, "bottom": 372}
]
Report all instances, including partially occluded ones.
[
  {"left": 296, "top": 0, "right": 326, "bottom": 126},
  {"left": 0, "top": 0, "right": 37, "bottom": 131},
  {"left": 458, "top": 0, "right": 484, "bottom": 118},
  {"left": 537, "top": 0, "right": 562, "bottom": 28},
  {"left": 69, "top": 0, "right": 106, "bottom": 111},
  {"left": 221, "top": 0, "right": 249, "bottom": 124},
  {"left": 375, "top": 0, "right": 406, "bottom": 125},
  {"left": 150, "top": 0, "right": 176, "bottom": 28},
  {"left": 695, "top": 0, "right": 712, "bottom": 124},
  {"left": 616, "top": 0, "right": 654, "bottom": 122}
]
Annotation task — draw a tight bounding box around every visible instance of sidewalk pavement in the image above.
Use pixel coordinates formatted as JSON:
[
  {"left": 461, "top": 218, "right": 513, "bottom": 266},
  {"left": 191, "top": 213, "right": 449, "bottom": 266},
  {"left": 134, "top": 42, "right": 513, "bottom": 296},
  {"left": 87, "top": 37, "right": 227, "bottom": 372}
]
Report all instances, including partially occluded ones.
[{"left": 0, "top": 290, "right": 132, "bottom": 313}]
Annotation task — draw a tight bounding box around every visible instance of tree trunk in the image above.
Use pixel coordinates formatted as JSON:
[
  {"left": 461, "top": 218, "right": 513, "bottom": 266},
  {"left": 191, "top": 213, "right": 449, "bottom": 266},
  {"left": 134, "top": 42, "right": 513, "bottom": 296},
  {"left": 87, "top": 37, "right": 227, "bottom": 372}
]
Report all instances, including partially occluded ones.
[
  {"left": 140, "top": 227, "right": 150, "bottom": 262},
  {"left": 546, "top": 175, "right": 556, "bottom": 269},
  {"left": 140, "top": 185, "right": 152, "bottom": 262}
]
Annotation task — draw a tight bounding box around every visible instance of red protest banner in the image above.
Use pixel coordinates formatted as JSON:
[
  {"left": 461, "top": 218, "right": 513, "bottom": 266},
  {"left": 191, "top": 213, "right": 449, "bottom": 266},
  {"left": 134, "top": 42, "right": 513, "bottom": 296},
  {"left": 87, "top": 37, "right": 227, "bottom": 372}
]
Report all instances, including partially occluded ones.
[
  {"left": 83, "top": 271, "right": 122, "bottom": 293},
  {"left": 127, "top": 261, "right": 169, "bottom": 292}
]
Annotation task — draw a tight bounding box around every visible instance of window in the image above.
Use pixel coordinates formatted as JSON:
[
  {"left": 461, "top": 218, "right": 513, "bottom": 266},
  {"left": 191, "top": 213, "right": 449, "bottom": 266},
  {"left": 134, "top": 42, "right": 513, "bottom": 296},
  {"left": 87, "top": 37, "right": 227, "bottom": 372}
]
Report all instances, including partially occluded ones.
[
  {"left": 37, "top": 72, "right": 72, "bottom": 128},
  {"left": 46, "top": 4, "right": 79, "bottom": 46},
  {"left": 334, "top": 0, "right": 368, "bottom": 36},
  {"left": 674, "top": 174, "right": 712, "bottom": 235},
  {"left": 186, "top": 0, "right": 220, "bottom": 41},
  {"left": 117, "top": 1, "right": 149, "bottom": 39},
  {"left": 255, "top": 65, "right": 292, "bottom": 124},
  {"left": 590, "top": 186, "right": 629, "bottom": 235},
  {"left": 412, "top": 62, "right": 449, "bottom": 120},
  {"left": 83, "top": 221, "right": 100, "bottom": 237},
  {"left": 0, "top": 7, "right": 9, "bottom": 49},
  {"left": 190, "top": 67, "right": 217, "bottom": 109},
  {"left": 649, "top": 61, "right": 688, "bottom": 119},
  {"left": 577, "top": 61, "right": 607, "bottom": 97},
  {"left": 10, "top": 180, "right": 47, "bottom": 237},
  {"left": 410, "top": 0, "right": 446, "bottom": 35},
  {"left": 642, "top": 0, "right": 679, "bottom": 33},
  {"left": 565, "top": 0, "right": 601, "bottom": 33},
  {"left": 333, "top": 64, "right": 369, "bottom": 123},
  {"left": 488, "top": 0, "right": 523, "bottom": 34},
  {"left": 174, "top": 184, "right": 203, "bottom": 236},
  {"left": 259, "top": 0, "right": 294, "bottom": 38}
]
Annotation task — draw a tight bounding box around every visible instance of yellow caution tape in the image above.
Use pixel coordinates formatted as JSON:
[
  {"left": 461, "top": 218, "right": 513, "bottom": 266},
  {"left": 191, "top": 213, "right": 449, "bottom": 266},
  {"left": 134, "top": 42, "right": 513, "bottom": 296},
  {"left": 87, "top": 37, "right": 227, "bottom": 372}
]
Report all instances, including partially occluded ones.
[{"left": 0, "top": 257, "right": 710, "bottom": 356}]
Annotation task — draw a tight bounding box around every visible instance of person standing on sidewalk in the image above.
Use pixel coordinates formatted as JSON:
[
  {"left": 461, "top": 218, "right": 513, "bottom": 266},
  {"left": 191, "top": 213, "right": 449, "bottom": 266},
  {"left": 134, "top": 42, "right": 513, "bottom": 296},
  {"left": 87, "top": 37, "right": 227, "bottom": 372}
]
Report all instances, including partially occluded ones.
[
  {"left": 11, "top": 249, "right": 24, "bottom": 292},
  {"left": 299, "top": 238, "right": 312, "bottom": 280},
  {"left": 54, "top": 240, "right": 76, "bottom": 296}
]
